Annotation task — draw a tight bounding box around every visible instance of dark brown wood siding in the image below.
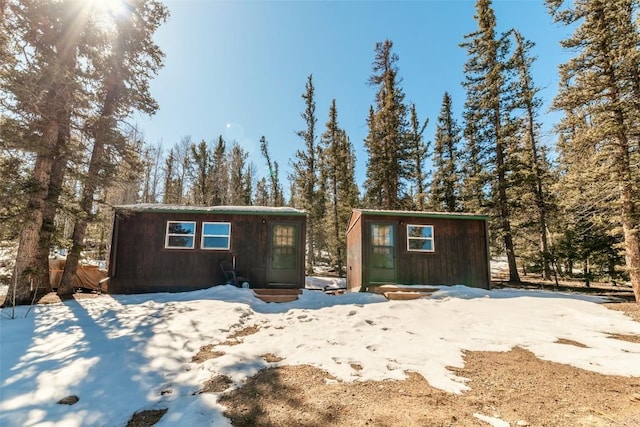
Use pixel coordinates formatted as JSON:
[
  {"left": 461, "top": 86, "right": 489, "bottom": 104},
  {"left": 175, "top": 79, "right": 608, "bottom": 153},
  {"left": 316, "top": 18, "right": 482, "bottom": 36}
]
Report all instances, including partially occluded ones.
[
  {"left": 346, "top": 211, "right": 363, "bottom": 291},
  {"left": 350, "top": 212, "right": 489, "bottom": 290},
  {"left": 108, "top": 210, "right": 306, "bottom": 293}
]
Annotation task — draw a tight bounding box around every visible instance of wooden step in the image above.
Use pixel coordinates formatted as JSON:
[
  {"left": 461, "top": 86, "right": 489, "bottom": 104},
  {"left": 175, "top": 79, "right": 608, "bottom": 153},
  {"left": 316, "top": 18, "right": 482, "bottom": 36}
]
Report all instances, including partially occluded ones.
[
  {"left": 369, "top": 284, "right": 437, "bottom": 300},
  {"left": 253, "top": 288, "right": 302, "bottom": 295},
  {"left": 254, "top": 294, "right": 300, "bottom": 303},
  {"left": 383, "top": 291, "right": 433, "bottom": 300},
  {"left": 371, "top": 285, "right": 439, "bottom": 295},
  {"left": 253, "top": 288, "right": 301, "bottom": 303}
]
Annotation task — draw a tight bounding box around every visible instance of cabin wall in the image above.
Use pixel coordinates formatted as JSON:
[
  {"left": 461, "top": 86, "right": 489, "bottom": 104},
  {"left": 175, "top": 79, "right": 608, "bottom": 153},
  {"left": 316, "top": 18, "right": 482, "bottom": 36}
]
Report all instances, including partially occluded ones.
[
  {"left": 346, "top": 211, "right": 363, "bottom": 291},
  {"left": 397, "top": 216, "right": 489, "bottom": 288},
  {"left": 359, "top": 214, "right": 489, "bottom": 290},
  {"left": 108, "top": 211, "right": 305, "bottom": 293}
]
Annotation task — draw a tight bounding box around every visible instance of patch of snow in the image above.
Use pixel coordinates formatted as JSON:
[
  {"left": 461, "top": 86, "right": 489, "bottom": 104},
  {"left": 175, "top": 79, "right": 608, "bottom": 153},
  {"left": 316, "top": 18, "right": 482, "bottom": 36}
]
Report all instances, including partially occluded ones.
[
  {"left": 1, "top": 285, "right": 640, "bottom": 426},
  {"left": 474, "top": 413, "right": 511, "bottom": 427}
]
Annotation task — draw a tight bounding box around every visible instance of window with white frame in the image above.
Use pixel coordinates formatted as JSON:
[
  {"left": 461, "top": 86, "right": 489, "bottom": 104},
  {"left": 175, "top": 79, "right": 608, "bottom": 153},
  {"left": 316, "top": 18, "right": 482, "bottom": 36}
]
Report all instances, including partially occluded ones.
[
  {"left": 165, "top": 221, "right": 196, "bottom": 249},
  {"left": 201, "top": 222, "right": 231, "bottom": 250},
  {"left": 407, "top": 224, "right": 434, "bottom": 252}
]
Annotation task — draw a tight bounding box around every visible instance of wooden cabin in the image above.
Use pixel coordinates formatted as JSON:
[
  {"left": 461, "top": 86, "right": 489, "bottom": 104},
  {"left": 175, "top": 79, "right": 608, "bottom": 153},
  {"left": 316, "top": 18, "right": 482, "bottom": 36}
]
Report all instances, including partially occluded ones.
[
  {"left": 107, "top": 204, "right": 307, "bottom": 294},
  {"left": 346, "top": 209, "right": 490, "bottom": 292}
]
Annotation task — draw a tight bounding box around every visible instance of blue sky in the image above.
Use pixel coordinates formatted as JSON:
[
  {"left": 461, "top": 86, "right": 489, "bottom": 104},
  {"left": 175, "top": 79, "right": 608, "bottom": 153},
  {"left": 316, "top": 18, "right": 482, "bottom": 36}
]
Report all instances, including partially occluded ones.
[{"left": 133, "top": 0, "right": 573, "bottom": 191}]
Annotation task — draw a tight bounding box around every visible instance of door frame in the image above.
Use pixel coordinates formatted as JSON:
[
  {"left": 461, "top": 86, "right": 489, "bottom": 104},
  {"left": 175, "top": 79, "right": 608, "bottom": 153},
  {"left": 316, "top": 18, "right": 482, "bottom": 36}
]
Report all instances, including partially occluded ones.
[
  {"left": 267, "top": 221, "right": 301, "bottom": 286},
  {"left": 367, "top": 221, "right": 397, "bottom": 284}
]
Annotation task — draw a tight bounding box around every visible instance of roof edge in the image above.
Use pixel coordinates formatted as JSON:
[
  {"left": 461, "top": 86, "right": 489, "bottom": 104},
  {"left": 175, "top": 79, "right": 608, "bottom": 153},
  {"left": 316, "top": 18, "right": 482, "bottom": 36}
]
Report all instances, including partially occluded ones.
[
  {"left": 114, "top": 204, "right": 307, "bottom": 216},
  {"left": 352, "top": 209, "right": 487, "bottom": 221}
]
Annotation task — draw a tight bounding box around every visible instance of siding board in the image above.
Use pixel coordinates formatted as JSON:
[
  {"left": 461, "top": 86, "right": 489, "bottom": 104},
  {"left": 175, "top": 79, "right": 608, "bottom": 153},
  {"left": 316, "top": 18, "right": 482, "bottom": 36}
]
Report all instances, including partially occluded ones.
[
  {"left": 346, "top": 209, "right": 490, "bottom": 291},
  {"left": 108, "top": 206, "right": 306, "bottom": 294}
]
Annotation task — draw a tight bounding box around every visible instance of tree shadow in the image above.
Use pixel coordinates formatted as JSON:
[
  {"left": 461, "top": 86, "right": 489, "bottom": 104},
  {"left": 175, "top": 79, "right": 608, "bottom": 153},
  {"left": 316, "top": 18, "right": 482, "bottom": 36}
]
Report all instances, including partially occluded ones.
[
  {"left": 0, "top": 296, "right": 183, "bottom": 426},
  {"left": 219, "top": 365, "right": 343, "bottom": 427}
]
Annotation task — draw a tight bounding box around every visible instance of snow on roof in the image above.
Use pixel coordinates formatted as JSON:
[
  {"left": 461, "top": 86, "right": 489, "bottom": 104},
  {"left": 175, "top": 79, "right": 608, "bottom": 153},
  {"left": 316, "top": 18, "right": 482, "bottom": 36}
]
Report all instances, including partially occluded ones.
[
  {"left": 114, "top": 203, "right": 307, "bottom": 216},
  {"left": 353, "top": 208, "right": 487, "bottom": 221}
]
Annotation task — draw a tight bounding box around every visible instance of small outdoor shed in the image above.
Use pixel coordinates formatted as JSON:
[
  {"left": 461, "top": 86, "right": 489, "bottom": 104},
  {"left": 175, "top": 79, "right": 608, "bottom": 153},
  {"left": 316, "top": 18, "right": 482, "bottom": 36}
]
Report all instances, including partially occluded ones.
[
  {"left": 107, "top": 204, "right": 307, "bottom": 294},
  {"left": 346, "top": 209, "right": 490, "bottom": 292}
]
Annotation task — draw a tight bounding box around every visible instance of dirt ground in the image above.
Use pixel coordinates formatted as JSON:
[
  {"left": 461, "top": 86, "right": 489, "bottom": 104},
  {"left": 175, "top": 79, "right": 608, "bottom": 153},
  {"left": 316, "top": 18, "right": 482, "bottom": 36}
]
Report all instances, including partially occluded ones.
[
  {"left": 207, "top": 303, "right": 640, "bottom": 427},
  {"left": 214, "top": 278, "right": 640, "bottom": 427},
  {"left": 6, "top": 277, "right": 640, "bottom": 426}
]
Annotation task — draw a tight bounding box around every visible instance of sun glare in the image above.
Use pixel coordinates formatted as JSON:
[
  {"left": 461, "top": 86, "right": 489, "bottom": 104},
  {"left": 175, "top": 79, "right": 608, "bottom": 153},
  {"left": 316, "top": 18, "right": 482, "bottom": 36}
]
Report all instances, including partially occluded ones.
[
  {"left": 89, "top": 0, "right": 127, "bottom": 15},
  {"left": 86, "top": 0, "right": 129, "bottom": 29}
]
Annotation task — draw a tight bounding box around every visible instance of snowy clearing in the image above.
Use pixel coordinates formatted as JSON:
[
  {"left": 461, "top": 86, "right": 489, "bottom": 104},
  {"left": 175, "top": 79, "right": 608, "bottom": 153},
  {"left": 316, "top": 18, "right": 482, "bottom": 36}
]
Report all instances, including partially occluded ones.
[{"left": 1, "top": 282, "right": 640, "bottom": 426}]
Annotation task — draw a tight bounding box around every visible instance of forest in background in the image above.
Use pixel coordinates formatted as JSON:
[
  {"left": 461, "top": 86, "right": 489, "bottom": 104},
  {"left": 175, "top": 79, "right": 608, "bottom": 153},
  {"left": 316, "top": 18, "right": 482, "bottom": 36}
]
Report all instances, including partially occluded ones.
[{"left": 1, "top": 0, "right": 638, "bottom": 305}]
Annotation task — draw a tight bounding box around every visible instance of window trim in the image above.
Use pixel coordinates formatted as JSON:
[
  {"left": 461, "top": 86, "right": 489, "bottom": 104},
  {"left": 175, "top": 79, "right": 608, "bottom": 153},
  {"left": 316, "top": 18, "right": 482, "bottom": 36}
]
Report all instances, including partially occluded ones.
[
  {"left": 165, "top": 221, "right": 196, "bottom": 250},
  {"left": 201, "top": 221, "right": 231, "bottom": 251},
  {"left": 406, "top": 224, "right": 435, "bottom": 253}
]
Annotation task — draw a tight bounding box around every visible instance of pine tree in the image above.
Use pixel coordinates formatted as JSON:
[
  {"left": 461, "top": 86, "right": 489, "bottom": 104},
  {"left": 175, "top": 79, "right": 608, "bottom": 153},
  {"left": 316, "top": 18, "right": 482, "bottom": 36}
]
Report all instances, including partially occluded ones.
[
  {"left": 406, "top": 104, "right": 429, "bottom": 210},
  {"left": 290, "top": 75, "right": 323, "bottom": 273},
  {"left": 547, "top": 0, "right": 640, "bottom": 300},
  {"left": 211, "top": 136, "right": 227, "bottom": 205},
  {"left": 430, "top": 92, "right": 462, "bottom": 212},
  {"left": 2, "top": 0, "right": 87, "bottom": 305},
  {"left": 188, "top": 140, "right": 213, "bottom": 205},
  {"left": 259, "top": 136, "right": 284, "bottom": 206},
  {"left": 254, "top": 177, "right": 270, "bottom": 206},
  {"left": 461, "top": 0, "right": 521, "bottom": 282},
  {"left": 227, "top": 142, "right": 251, "bottom": 206},
  {"left": 364, "top": 40, "right": 411, "bottom": 210},
  {"left": 510, "top": 30, "right": 554, "bottom": 280},
  {"left": 319, "top": 99, "right": 359, "bottom": 276}
]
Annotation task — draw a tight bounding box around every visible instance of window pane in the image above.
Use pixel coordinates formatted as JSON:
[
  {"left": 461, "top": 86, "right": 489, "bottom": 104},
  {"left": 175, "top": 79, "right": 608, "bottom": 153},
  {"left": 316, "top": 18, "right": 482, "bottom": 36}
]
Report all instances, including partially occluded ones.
[
  {"left": 203, "top": 223, "right": 230, "bottom": 235},
  {"left": 169, "top": 222, "right": 195, "bottom": 235},
  {"left": 203, "top": 236, "right": 229, "bottom": 249},
  {"left": 409, "top": 239, "right": 432, "bottom": 251},
  {"left": 168, "top": 236, "right": 193, "bottom": 248},
  {"left": 272, "top": 248, "right": 296, "bottom": 270},
  {"left": 372, "top": 247, "right": 394, "bottom": 268},
  {"left": 372, "top": 224, "right": 393, "bottom": 246},
  {"left": 273, "top": 225, "right": 295, "bottom": 247},
  {"left": 271, "top": 225, "right": 297, "bottom": 270},
  {"left": 408, "top": 225, "right": 432, "bottom": 238},
  {"left": 407, "top": 225, "right": 434, "bottom": 252}
]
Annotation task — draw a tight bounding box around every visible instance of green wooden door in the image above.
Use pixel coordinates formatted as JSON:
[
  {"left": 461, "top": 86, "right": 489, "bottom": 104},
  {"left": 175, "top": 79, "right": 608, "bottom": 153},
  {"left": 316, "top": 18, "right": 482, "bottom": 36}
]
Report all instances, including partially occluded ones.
[
  {"left": 268, "top": 223, "right": 299, "bottom": 285},
  {"left": 369, "top": 223, "right": 396, "bottom": 283}
]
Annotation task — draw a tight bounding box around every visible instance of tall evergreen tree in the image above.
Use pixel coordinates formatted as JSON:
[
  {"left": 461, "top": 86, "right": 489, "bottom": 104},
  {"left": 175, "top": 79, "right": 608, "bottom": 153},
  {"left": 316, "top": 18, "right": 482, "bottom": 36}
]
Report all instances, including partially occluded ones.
[
  {"left": 364, "top": 39, "right": 411, "bottom": 210},
  {"left": 461, "top": 0, "right": 521, "bottom": 282},
  {"left": 2, "top": 0, "right": 87, "bottom": 305},
  {"left": 406, "top": 104, "right": 429, "bottom": 210},
  {"left": 430, "top": 92, "right": 462, "bottom": 212},
  {"left": 210, "top": 136, "right": 227, "bottom": 205},
  {"left": 254, "top": 177, "right": 270, "bottom": 207},
  {"left": 259, "top": 136, "right": 284, "bottom": 206},
  {"left": 510, "top": 30, "right": 554, "bottom": 280},
  {"left": 319, "top": 99, "right": 359, "bottom": 276},
  {"left": 547, "top": 0, "right": 640, "bottom": 300},
  {"left": 290, "top": 75, "right": 322, "bottom": 273},
  {"left": 227, "top": 141, "right": 251, "bottom": 206},
  {"left": 188, "top": 140, "right": 213, "bottom": 205}
]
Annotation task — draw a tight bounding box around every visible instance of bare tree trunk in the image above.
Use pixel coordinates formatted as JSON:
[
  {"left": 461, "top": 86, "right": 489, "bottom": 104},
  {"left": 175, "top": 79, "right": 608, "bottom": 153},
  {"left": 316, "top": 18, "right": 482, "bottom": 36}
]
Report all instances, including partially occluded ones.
[
  {"left": 59, "top": 30, "right": 124, "bottom": 296},
  {"left": 618, "top": 157, "right": 640, "bottom": 302},
  {"left": 8, "top": 125, "right": 58, "bottom": 306},
  {"left": 495, "top": 116, "right": 520, "bottom": 283},
  {"left": 332, "top": 180, "right": 343, "bottom": 277}
]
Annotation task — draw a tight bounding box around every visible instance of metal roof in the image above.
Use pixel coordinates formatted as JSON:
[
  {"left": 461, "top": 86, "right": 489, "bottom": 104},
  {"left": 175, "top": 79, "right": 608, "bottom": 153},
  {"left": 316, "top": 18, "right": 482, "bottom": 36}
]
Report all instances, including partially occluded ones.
[
  {"left": 352, "top": 208, "right": 487, "bottom": 221},
  {"left": 114, "top": 204, "right": 307, "bottom": 216}
]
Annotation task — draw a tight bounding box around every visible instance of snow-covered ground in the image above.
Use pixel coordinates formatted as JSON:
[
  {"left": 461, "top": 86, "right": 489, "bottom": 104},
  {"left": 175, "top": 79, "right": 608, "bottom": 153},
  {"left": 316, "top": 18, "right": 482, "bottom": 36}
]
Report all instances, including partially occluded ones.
[{"left": 1, "top": 280, "right": 640, "bottom": 427}]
